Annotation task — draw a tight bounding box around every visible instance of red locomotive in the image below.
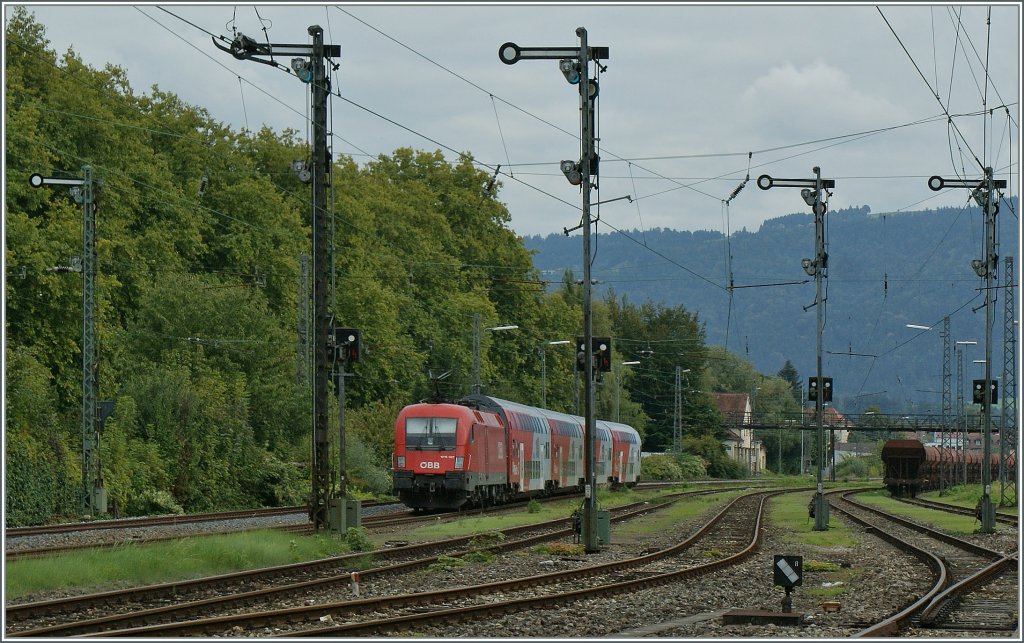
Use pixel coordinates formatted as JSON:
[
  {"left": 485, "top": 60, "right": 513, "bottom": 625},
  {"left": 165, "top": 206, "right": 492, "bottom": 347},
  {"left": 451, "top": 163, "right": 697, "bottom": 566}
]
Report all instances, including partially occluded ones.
[
  {"left": 392, "top": 394, "right": 642, "bottom": 510},
  {"left": 881, "top": 438, "right": 1014, "bottom": 497}
]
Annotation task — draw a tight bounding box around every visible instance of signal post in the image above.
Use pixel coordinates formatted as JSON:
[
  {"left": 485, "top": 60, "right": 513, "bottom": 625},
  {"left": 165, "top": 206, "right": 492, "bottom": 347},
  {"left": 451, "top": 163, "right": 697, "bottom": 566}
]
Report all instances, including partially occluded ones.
[
  {"left": 928, "top": 169, "right": 1006, "bottom": 534},
  {"left": 215, "top": 27, "right": 342, "bottom": 530},
  {"left": 500, "top": 29, "right": 608, "bottom": 552},
  {"left": 29, "top": 167, "right": 108, "bottom": 517},
  {"left": 758, "top": 168, "right": 835, "bottom": 531}
]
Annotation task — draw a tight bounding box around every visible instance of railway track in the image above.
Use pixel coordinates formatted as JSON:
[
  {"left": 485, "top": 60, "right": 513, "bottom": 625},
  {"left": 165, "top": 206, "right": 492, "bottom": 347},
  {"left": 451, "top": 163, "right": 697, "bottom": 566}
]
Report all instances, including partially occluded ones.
[
  {"left": 4, "top": 504, "right": 415, "bottom": 561},
  {"left": 261, "top": 489, "right": 780, "bottom": 637},
  {"left": 41, "top": 488, "right": 773, "bottom": 638},
  {"left": 914, "top": 553, "right": 1019, "bottom": 634},
  {"left": 897, "top": 495, "right": 1018, "bottom": 527},
  {"left": 4, "top": 482, "right": 732, "bottom": 560},
  {"left": 5, "top": 505, "right": 311, "bottom": 538},
  {"left": 828, "top": 490, "right": 1017, "bottom": 637},
  {"left": 5, "top": 487, "right": 744, "bottom": 637},
  {"left": 24, "top": 484, "right": 989, "bottom": 638}
]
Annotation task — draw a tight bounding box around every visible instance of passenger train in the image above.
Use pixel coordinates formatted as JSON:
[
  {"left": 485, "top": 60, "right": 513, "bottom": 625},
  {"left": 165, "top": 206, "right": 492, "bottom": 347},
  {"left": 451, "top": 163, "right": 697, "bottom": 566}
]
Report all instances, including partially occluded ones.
[{"left": 392, "top": 395, "right": 642, "bottom": 510}]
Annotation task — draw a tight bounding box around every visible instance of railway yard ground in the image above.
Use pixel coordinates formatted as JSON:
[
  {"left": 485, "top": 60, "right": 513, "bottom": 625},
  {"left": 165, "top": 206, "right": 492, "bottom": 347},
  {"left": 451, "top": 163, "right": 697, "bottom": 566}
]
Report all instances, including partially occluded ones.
[{"left": 4, "top": 481, "right": 1019, "bottom": 638}]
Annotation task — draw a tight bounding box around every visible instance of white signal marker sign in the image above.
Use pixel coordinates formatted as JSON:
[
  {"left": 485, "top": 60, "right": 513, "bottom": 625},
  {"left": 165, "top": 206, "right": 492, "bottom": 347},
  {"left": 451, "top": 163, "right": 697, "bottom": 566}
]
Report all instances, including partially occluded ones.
[{"left": 776, "top": 558, "right": 799, "bottom": 584}]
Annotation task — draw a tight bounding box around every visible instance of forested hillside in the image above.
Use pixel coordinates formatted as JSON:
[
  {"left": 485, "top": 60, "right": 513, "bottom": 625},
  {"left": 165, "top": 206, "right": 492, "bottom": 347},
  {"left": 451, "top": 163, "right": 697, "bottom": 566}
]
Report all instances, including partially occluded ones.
[
  {"left": 2, "top": 10, "right": 563, "bottom": 524},
  {"left": 525, "top": 201, "right": 1020, "bottom": 415},
  {"left": 7, "top": 10, "right": 765, "bottom": 526},
  {"left": 16, "top": 10, "right": 962, "bottom": 526}
]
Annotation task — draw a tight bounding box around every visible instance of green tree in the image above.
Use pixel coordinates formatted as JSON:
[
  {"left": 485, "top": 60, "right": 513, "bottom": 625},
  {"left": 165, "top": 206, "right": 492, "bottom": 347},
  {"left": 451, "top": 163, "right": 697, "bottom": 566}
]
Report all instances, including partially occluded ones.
[
  {"left": 606, "top": 293, "right": 712, "bottom": 450},
  {"left": 682, "top": 434, "right": 744, "bottom": 478},
  {"left": 777, "top": 359, "right": 803, "bottom": 405}
]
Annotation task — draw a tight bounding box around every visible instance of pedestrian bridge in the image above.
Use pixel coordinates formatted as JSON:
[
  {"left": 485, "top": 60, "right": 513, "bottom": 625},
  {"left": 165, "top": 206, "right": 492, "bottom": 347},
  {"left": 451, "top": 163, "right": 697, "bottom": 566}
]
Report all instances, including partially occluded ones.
[{"left": 718, "top": 411, "right": 1004, "bottom": 433}]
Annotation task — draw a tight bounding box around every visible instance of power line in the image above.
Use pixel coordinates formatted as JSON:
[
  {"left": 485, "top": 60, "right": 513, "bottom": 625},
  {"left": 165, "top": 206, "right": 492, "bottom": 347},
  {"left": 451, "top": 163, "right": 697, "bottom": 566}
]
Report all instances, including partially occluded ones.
[
  {"left": 876, "top": 6, "right": 984, "bottom": 172},
  {"left": 595, "top": 220, "right": 727, "bottom": 292}
]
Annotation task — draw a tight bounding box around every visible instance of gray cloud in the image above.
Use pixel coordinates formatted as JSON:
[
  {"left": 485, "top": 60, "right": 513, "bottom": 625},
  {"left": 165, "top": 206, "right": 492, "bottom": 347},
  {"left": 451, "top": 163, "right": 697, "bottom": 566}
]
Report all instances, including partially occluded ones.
[{"left": 12, "top": 2, "right": 1020, "bottom": 237}]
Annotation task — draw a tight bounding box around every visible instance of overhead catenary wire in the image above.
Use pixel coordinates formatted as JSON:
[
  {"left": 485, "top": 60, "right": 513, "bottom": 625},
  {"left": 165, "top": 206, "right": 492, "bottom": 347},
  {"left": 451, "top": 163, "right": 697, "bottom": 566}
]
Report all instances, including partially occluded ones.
[
  {"left": 147, "top": 5, "right": 1016, "bottom": 234},
  {"left": 490, "top": 95, "right": 514, "bottom": 178},
  {"left": 596, "top": 219, "right": 727, "bottom": 293},
  {"left": 28, "top": 6, "right": 1011, "bottom": 380},
  {"left": 877, "top": 5, "right": 984, "bottom": 172},
  {"left": 138, "top": 6, "right": 371, "bottom": 157},
  {"left": 125, "top": 7, "right": 1021, "bottom": 218},
  {"left": 11, "top": 6, "right": 1014, "bottom": 423}
]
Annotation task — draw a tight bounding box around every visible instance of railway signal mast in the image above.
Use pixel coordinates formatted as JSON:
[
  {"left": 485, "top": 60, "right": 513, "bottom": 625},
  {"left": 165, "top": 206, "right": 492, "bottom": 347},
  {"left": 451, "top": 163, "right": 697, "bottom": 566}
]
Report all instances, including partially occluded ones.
[
  {"left": 215, "top": 27, "right": 341, "bottom": 531},
  {"left": 1000, "top": 257, "right": 1016, "bottom": 508},
  {"left": 499, "top": 28, "right": 608, "bottom": 553},
  {"left": 758, "top": 167, "right": 834, "bottom": 531},
  {"left": 29, "top": 167, "right": 108, "bottom": 517},
  {"left": 927, "top": 169, "right": 1006, "bottom": 534}
]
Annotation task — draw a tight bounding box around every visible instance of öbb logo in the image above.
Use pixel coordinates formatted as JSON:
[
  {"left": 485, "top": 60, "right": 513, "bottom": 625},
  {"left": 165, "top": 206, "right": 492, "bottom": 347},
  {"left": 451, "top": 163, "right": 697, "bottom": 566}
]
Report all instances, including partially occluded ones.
[{"left": 420, "top": 461, "right": 441, "bottom": 469}]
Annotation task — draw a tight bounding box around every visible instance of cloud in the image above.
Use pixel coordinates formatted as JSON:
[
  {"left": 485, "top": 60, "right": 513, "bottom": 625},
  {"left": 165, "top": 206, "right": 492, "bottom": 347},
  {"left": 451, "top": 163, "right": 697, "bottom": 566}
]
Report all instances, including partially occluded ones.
[{"left": 742, "top": 60, "right": 908, "bottom": 138}]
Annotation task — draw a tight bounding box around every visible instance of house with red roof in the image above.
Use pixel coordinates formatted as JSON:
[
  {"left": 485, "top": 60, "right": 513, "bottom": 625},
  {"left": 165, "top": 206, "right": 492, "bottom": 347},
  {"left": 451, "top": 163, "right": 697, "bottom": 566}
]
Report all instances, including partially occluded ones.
[{"left": 712, "top": 392, "right": 766, "bottom": 475}]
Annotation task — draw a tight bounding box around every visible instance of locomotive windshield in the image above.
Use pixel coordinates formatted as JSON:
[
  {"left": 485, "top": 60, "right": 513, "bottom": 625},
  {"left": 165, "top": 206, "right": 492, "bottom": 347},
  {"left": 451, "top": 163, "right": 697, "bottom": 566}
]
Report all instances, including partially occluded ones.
[{"left": 405, "top": 417, "right": 457, "bottom": 450}]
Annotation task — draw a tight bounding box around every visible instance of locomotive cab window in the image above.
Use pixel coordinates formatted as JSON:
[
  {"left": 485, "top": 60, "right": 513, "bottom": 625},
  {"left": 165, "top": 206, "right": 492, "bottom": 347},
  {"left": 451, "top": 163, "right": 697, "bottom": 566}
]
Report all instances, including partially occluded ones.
[{"left": 405, "top": 417, "right": 457, "bottom": 450}]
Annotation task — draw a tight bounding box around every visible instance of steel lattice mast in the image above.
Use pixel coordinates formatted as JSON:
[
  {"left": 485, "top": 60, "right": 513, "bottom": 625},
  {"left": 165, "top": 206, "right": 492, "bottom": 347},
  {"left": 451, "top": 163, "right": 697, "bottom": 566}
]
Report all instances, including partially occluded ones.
[
  {"left": 940, "top": 316, "right": 952, "bottom": 495},
  {"left": 1001, "top": 256, "right": 1017, "bottom": 507}
]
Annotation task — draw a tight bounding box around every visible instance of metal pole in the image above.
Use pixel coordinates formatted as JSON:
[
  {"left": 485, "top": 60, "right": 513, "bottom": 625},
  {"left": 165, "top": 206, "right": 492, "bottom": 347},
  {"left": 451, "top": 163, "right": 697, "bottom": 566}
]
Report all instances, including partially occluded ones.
[
  {"left": 80, "top": 165, "right": 104, "bottom": 516},
  {"left": 800, "top": 430, "right": 804, "bottom": 475},
  {"left": 297, "top": 254, "right": 310, "bottom": 387},
  {"left": 578, "top": 26, "right": 599, "bottom": 554},
  {"left": 940, "top": 316, "right": 951, "bottom": 495},
  {"left": 980, "top": 168, "right": 997, "bottom": 533},
  {"left": 614, "top": 363, "right": 620, "bottom": 422},
  {"left": 829, "top": 426, "right": 835, "bottom": 482},
  {"left": 1000, "top": 256, "right": 1017, "bottom": 507},
  {"left": 954, "top": 346, "right": 962, "bottom": 487},
  {"left": 336, "top": 366, "right": 346, "bottom": 499},
  {"left": 540, "top": 345, "right": 547, "bottom": 408},
  {"left": 472, "top": 313, "right": 481, "bottom": 394},
  {"left": 310, "top": 25, "right": 331, "bottom": 531},
  {"left": 674, "top": 366, "right": 681, "bottom": 453},
  {"left": 812, "top": 166, "right": 828, "bottom": 531}
]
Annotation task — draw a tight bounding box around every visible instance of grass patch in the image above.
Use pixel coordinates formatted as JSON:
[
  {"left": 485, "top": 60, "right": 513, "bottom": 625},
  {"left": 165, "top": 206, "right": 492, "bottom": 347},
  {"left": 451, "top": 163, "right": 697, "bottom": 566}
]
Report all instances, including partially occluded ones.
[
  {"left": 770, "top": 491, "right": 860, "bottom": 547},
  {"left": 802, "top": 565, "right": 856, "bottom": 599},
  {"left": 427, "top": 549, "right": 495, "bottom": 571},
  {"left": 855, "top": 489, "right": 982, "bottom": 534},
  {"left": 921, "top": 485, "right": 1018, "bottom": 515},
  {"left": 803, "top": 559, "right": 841, "bottom": 572},
  {"left": 384, "top": 487, "right": 683, "bottom": 545},
  {"left": 612, "top": 489, "right": 745, "bottom": 540},
  {"left": 531, "top": 542, "right": 585, "bottom": 556},
  {"left": 5, "top": 529, "right": 354, "bottom": 600}
]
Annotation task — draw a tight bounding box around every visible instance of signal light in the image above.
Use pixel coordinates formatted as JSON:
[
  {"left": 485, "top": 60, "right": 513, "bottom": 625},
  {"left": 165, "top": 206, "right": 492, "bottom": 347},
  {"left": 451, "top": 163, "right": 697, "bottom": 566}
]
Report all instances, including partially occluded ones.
[
  {"left": 973, "top": 380, "right": 998, "bottom": 405},
  {"left": 559, "top": 58, "right": 580, "bottom": 84},
  {"left": 560, "top": 160, "right": 582, "bottom": 186},
  {"left": 576, "top": 336, "right": 611, "bottom": 373},
  {"left": 333, "top": 328, "right": 361, "bottom": 363},
  {"left": 291, "top": 58, "right": 313, "bottom": 83},
  {"left": 808, "top": 377, "right": 832, "bottom": 402},
  {"left": 593, "top": 337, "right": 611, "bottom": 372}
]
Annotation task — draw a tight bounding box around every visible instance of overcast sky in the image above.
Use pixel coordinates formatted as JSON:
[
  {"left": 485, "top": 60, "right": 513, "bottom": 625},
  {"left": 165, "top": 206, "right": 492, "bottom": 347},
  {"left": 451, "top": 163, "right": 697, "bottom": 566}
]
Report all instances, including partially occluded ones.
[{"left": 8, "top": 2, "right": 1021, "bottom": 239}]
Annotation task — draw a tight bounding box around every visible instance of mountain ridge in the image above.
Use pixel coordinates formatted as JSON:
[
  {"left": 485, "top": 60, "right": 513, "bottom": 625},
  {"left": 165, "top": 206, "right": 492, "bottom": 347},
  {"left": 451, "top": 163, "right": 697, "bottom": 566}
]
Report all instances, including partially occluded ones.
[{"left": 524, "top": 202, "right": 1020, "bottom": 414}]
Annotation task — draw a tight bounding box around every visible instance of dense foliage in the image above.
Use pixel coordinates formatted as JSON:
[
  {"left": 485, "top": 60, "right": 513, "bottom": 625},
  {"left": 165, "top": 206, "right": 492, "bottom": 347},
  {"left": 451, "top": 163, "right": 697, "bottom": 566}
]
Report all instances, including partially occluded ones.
[{"left": 4, "top": 11, "right": 794, "bottom": 525}]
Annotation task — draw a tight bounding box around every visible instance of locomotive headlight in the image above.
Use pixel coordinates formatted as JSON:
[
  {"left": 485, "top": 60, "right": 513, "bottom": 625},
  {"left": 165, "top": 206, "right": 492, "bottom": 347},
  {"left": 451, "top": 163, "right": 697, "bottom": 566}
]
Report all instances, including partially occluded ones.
[
  {"left": 396, "top": 456, "right": 406, "bottom": 468},
  {"left": 454, "top": 457, "right": 464, "bottom": 470}
]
